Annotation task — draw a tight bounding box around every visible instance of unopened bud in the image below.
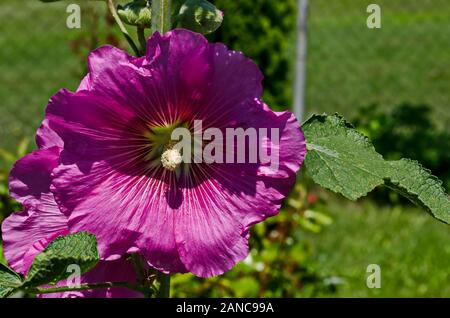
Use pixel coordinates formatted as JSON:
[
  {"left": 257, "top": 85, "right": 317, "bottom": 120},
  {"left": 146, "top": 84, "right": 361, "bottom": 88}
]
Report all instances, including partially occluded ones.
[
  {"left": 178, "top": 0, "right": 223, "bottom": 35},
  {"left": 118, "top": 0, "right": 152, "bottom": 29}
]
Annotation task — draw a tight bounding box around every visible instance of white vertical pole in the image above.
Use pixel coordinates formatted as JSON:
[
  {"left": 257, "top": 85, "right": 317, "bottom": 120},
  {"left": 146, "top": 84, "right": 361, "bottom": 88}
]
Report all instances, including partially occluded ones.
[{"left": 294, "top": 0, "right": 308, "bottom": 122}]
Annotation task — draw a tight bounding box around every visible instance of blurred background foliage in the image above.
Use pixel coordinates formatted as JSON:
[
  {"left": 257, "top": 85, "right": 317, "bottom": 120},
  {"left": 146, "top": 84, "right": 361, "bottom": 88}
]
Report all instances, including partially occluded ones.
[{"left": 0, "top": 0, "right": 449, "bottom": 297}]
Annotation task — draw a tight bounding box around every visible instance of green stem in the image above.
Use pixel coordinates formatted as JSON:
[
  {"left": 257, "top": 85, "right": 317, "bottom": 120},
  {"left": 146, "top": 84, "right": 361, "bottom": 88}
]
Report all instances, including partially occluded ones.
[
  {"left": 131, "top": 254, "right": 157, "bottom": 298},
  {"left": 137, "top": 27, "right": 147, "bottom": 56},
  {"left": 131, "top": 254, "right": 147, "bottom": 284},
  {"left": 106, "top": 0, "right": 141, "bottom": 56},
  {"left": 152, "top": 0, "right": 172, "bottom": 34},
  {"left": 156, "top": 272, "right": 170, "bottom": 298},
  {"left": 30, "top": 282, "right": 145, "bottom": 295}
]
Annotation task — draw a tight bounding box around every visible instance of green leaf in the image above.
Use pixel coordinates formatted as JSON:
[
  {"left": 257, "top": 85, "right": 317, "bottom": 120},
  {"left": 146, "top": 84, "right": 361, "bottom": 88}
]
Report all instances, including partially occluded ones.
[
  {"left": 0, "top": 243, "right": 5, "bottom": 265},
  {"left": 303, "top": 114, "right": 450, "bottom": 224},
  {"left": 0, "top": 263, "right": 23, "bottom": 298},
  {"left": 386, "top": 159, "right": 450, "bottom": 224},
  {"left": 24, "top": 232, "right": 99, "bottom": 287},
  {"left": 152, "top": 0, "right": 172, "bottom": 34},
  {"left": 303, "top": 114, "right": 388, "bottom": 200}
]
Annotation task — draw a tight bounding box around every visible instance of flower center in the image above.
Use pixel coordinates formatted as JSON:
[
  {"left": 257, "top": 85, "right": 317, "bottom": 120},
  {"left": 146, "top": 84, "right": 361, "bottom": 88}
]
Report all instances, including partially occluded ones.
[{"left": 161, "top": 148, "right": 182, "bottom": 171}]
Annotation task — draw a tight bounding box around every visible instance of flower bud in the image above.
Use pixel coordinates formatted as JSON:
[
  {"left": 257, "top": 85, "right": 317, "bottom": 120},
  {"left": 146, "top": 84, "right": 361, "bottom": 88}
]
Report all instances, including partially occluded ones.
[
  {"left": 118, "top": 0, "right": 152, "bottom": 29},
  {"left": 178, "top": 0, "right": 223, "bottom": 35}
]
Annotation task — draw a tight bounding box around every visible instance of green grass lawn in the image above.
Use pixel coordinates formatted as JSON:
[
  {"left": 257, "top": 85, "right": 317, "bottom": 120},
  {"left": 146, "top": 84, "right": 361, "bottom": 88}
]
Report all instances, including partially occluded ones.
[
  {"left": 306, "top": 0, "right": 450, "bottom": 128},
  {"left": 168, "top": 198, "right": 450, "bottom": 298},
  {"left": 1, "top": 0, "right": 449, "bottom": 158},
  {"left": 0, "top": 1, "right": 79, "bottom": 155},
  {"left": 304, "top": 200, "right": 450, "bottom": 297},
  {"left": 0, "top": 1, "right": 130, "bottom": 164}
]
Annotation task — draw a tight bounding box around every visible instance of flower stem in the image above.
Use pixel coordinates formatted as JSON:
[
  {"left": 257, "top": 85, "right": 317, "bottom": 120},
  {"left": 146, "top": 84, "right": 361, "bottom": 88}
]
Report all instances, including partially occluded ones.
[
  {"left": 30, "top": 282, "right": 146, "bottom": 295},
  {"left": 152, "top": 0, "right": 172, "bottom": 34},
  {"left": 106, "top": 0, "right": 141, "bottom": 56},
  {"left": 131, "top": 254, "right": 156, "bottom": 298},
  {"left": 137, "top": 27, "right": 147, "bottom": 56},
  {"left": 156, "top": 272, "right": 170, "bottom": 298}
]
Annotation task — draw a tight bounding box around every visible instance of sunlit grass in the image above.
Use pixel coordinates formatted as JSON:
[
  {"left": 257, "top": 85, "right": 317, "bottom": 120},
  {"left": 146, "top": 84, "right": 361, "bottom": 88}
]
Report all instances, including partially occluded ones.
[{"left": 305, "top": 200, "right": 450, "bottom": 297}]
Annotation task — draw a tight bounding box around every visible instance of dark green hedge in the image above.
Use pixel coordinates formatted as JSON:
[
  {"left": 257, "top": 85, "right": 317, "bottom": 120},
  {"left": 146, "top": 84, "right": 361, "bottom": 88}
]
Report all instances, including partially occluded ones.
[{"left": 208, "top": 0, "right": 297, "bottom": 111}]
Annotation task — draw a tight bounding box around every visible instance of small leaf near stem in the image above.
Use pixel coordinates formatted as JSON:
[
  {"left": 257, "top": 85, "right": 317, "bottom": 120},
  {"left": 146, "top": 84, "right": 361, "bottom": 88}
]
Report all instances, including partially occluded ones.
[
  {"left": 303, "top": 114, "right": 450, "bottom": 224},
  {"left": 24, "top": 232, "right": 99, "bottom": 288},
  {"left": 131, "top": 254, "right": 160, "bottom": 298},
  {"left": 106, "top": 0, "right": 141, "bottom": 56},
  {"left": 152, "top": 0, "right": 172, "bottom": 34}
]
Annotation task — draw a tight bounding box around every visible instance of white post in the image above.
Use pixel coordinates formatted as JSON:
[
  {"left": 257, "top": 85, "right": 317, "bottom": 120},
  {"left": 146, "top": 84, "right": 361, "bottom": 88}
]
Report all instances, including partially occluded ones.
[{"left": 293, "top": 0, "right": 308, "bottom": 122}]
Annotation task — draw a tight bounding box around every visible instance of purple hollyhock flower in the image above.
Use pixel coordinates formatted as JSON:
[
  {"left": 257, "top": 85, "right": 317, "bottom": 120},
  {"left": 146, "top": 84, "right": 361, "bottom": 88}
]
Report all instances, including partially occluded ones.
[
  {"left": 19, "top": 29, "right": 306, "bottom": 278},
  {"left": 2, "top": 147, "right": 142, "bottom": 298}
]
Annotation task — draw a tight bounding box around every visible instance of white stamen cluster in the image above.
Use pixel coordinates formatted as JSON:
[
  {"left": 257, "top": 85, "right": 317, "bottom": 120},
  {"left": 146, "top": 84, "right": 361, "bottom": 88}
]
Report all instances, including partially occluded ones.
[{"left": 161, "top": 148, "right": 183, "bottom": 171}]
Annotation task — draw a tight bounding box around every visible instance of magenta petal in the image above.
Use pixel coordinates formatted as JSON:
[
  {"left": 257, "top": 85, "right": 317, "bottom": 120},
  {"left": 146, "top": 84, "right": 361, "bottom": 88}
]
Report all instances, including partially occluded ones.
[
  {"left": 52, "top": 157, "right": 186, "bottom": 272},
  {"left": 35, "top": 73, "right": 92, "bottom": 150},
  {"left": 171, "top": 103, "right": 305, "bottom": 277},
  {"left": 143, "top": 29, "right": 263, "bottom": 127},
  {"left": 3, "top": 149, "right": 141, "bottom": 297},
  {"left": 8, "top": 147, "right": 61, "bottom": 208},
  {"left": 173, "top": 178, "right": 250, "bottom": 277},
  {"left": 2, "top": 147, "right": 67, "bottom": 273},
  {"left": 249, "top": 100, "right": 307, "bottom": 180},
  {"left": 77, "top": 74, "right": 92, "bottom": 92},
  {"left": 1, "top": 206, "right": 67, "bottom": 274},
  {"left": 83, "top": 46, "right": 158, "bottom": 122},
  {"left": 45, "top": 89, "right": 148, "bottom": 162},
  {"left": 36, "top": 119, "right": 64, "bottom": 150},
  {"left": 40, "top": 29, "right": 306, "bottom": 277}
]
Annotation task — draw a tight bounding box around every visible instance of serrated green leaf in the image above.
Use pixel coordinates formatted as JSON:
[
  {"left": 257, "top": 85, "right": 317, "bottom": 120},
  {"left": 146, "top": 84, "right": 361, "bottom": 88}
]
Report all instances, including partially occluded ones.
[
  {"left": 24, "top": 232, "right": 99, "bottom": 287},
  {"left": 303, "top": 114, "right": 389, "bottom": 200},
  {"left": 386, "top": 159, "right": 450, "bottom": 224},
  {"left": 0, "top": 263, "right": 23, "bottom": 298},
  {"left": 303, "top": 114, "right": 450, "bottom": 224}
]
